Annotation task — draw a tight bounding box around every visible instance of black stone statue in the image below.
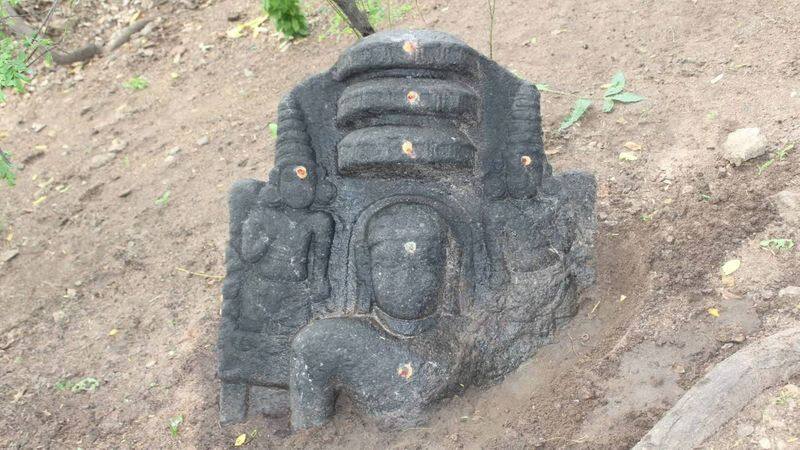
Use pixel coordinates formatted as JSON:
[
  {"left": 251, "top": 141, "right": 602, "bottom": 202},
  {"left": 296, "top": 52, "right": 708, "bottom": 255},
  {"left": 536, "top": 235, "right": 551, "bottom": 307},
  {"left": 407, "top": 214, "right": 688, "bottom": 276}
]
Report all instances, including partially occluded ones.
[{"left": 218, "top": 29, "right": 597, "bottom": 429}]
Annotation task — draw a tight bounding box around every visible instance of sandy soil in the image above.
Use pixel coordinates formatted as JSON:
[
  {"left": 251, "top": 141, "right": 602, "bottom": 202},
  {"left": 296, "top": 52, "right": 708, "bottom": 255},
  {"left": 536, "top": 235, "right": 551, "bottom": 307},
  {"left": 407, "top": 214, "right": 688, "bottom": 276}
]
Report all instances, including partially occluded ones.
[{"left": 1, "top": 0, "right": 799, "bottom": 448}]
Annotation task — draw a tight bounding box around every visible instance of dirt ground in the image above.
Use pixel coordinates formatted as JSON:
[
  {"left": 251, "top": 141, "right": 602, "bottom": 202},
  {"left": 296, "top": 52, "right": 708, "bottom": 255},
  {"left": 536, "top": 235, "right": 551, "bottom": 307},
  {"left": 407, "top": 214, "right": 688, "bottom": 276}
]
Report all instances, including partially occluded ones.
[{"left": 1, "top": 0, "right": 799, "bottom": 448}]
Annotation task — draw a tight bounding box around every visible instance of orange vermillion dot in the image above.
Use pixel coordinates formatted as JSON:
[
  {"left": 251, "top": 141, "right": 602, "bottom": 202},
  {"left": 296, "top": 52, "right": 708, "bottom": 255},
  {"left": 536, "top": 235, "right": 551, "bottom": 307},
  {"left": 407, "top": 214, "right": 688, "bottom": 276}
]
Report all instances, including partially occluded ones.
[
  {"left": 294, "top": 165, "right": 308, "bottom": 179},
  {"left": 397, "top": 363, "right": 414, "bottom": 380},
  {"left": 402, "top": 40, "right": 417, "bottom": 54},
  {"left": 406, "top": 91, "right": 419, "bottom": 104},
  {"left": 521, "top": 155, "right": 533, "bottom": 167},
  {"left": 402, "top": 140, "right": 415, "bottom": 158}
]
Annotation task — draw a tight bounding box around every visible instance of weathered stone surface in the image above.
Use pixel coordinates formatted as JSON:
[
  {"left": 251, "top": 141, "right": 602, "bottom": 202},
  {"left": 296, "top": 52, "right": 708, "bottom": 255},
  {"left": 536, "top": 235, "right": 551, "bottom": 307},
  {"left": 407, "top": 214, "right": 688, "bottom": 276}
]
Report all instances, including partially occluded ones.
[
  {"left": 774, "top": 190, "right": 800, "bottom": 224},
  {"left": 722, "top": 127, "right": 767, "bottom": 166},
  {"left": 218, "top": 29, "right": 597, "bottom": 430}
]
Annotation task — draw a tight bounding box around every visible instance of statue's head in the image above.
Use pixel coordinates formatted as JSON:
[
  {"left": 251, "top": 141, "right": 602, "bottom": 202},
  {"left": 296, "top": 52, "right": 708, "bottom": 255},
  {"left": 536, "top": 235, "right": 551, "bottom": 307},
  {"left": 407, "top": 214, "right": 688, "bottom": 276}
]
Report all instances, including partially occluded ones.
[
  {"left": 366, "top": 203, "right": 447, "bottom": 320},
  {"left": 262, "top": 161, "right": 336, "bottom": 210}
]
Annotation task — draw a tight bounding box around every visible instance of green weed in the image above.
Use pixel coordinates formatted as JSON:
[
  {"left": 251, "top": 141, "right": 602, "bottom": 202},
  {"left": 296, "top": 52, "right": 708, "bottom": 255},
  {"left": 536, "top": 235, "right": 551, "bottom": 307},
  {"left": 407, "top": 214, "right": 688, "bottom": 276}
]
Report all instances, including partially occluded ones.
[
  {"left": 123, "top": 76, "right": 149, "bottom": 90},
  {"left": 262, "top": 0, "right": 308, "bottom": 39},
  {"left": 55, "top": 377, "right": 100, "bottom": 393},
  {"left": 550, "top": 71, "right": 645, "bottom": 132},
  {"left": 155, "top": 190, "right": 171, "bottom": 206},
  {"left": 0, "top": 150, "right": 15, "bottom": 187},
  {"left": 759, "top": 238, "right": 795, "bottom": 252},
  {"left": 169, "top": 415, "right": 184, "bottom": 437}
]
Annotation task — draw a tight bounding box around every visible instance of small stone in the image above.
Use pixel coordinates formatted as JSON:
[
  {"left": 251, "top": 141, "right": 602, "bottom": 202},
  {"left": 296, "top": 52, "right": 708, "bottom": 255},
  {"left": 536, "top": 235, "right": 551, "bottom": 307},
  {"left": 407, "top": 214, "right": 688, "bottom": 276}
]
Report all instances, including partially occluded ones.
[
  {"left": 109, "top": 139, "right": 128, "bottom": 153},
  {"left": 736, "top": 423, "right": 754, "bottom": 437},
  {"left": 773, "top": 190, "right": 800, "bottom": 224},
  {"left": 118, "top": 189, "right": 134, "bottom": 198},
  {"left": 227, "top": 12, "right": 242, "bottom": 21},
  {"left": 196, "top": 136, "right": 210, "bottom": 146},
  {"left": 145, "top": 360, "right": 156, "bottom": 368},
  {"left": 164, "top": 155, "right": 177, "bottom": 166},
  {"left": 722, "top": 127, "right": 767, "bottom": 166},
  {"left": 64, "top": 288, "right": 77, "bottom": 299},
  {"left": 680, "top": 185, "right": 696, "bottom": 197},
  {"left": 243, "top": 68, "right": 254, "bottom": 78},
  {"left": 716, "top": 325, "right": 747, "bottom": 344},
  {"left": 90, "top": 152, "right": 116, "bottom": 169},
  {"left": 1, "top": 249, "right": 20, "bottom": 263},
  {"left": 52, "top": 310, "right": 67, "bottom": 323},
  {"left": 759, "top": 437, "right": 772, "bottom": 449},
  {"left": 168, "top": 147, "right": 181, "bottom": 156},
  {"left": 778, "top": 286, "right": 800, "bottom": 300},
  {"left": 31, "top": 123, "right": 46, "bottom": 133}
]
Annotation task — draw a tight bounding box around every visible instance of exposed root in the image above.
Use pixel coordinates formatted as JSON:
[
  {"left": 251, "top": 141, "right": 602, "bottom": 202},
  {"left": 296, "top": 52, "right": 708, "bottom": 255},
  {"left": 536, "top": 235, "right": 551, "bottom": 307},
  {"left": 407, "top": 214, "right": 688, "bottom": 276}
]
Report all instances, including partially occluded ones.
[
  {"left": 633, "top": 327, "right": 800, "bottom": 449},
  {"left": 1, "top": 1, "right": 155, "bottom": 65}
]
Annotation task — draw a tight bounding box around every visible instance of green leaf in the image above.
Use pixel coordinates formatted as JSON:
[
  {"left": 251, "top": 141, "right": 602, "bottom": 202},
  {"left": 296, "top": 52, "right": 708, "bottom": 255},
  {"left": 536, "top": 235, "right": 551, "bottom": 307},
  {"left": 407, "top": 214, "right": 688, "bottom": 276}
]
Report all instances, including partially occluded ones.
[
  {"left": 268, "top": 122, "right": 278, "bottom": 137},
  {"left": 0, "top": 150, "right": 15, "bottom": 187},
  {"left": 608, "top": 92, "right": 645, "bottom": 103},
  {"left": 70, "top": 377, "right": 100, "bottom": 393},
  {"left": 169, "top": 415, "right": 184, "bottom": 437},
  {"left": 604, "top": 71, "right": 626, "bottom": 97},
  {"left": 535, "top": 83, "right": 553, "bottom": 93},
  {"left": 559, "top": 98, "right": 592, "bottom": 131},
  {"left": 602, "top": 97, "right": 614, "bottom": 113}
]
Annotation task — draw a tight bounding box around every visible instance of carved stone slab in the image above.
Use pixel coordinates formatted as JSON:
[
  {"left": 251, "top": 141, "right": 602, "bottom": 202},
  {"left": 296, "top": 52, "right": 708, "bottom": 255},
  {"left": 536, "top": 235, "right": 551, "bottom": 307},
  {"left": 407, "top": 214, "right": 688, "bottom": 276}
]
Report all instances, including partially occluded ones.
[{"left": 218, "top": 29, "right": 597, "bottom": 429}]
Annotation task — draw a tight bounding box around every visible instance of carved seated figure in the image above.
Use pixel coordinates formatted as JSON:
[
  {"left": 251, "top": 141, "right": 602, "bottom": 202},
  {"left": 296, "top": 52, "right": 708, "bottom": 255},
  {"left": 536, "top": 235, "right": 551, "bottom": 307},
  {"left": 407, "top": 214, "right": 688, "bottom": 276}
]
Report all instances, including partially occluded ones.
[
  {"left": 289, "top": 203, "right": 463, "bottom": 429},
  {"left": 218, "top": 161, "right": 334, "bottom": 422}
]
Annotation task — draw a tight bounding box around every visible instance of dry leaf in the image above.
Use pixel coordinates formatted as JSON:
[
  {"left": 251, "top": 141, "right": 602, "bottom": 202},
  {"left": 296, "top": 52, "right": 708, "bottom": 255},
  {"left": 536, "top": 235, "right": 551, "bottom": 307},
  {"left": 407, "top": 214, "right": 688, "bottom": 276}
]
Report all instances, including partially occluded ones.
[
  {"left": 623, "top": 141, "right": 642, "bottom": 151},
  {"left": 721, "top": 276, "right": 736, "bottom": 287},
  {"left": 619, "top": 151, "right": 639, "bottom": 161},
  {"left": 234, "top": 434, "right": 247, "bottom": 446},
  {"left": 708, "top": 307, "right": 720, "bottom": 317},
  {"left": 108, "top": 328, "right": 118, "bottom": 336},
  {"left": 720, "top": 259, "right": 741, "bottom": 276}
]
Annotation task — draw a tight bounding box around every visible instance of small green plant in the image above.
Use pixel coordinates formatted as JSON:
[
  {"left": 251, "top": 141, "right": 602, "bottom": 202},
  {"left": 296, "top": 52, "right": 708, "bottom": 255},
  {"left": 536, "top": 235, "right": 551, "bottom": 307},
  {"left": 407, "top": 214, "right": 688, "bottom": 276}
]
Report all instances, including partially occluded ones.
[
  {"left": 757, "top": 143, "right": 795, "bottom": 175},
  {"left": 155, "top": 190, "right": 170, "bottom": 206},
  {"left": 262, "top": 0, "right": 309, "bottom": 39},
  {"left": 123, "top": 76, "right": 149, "bottom": 90},
  {"left": 559, "top": 98, "right": 592, "bottom": 131},
  {"left": 757, "top": 158, "right": 774, "bottom": 175},
  {"left": 56, "top": 377, "right": 100, "bottom": 393},
  {"left": 548, "top": 71, "right": 645, "bottom": 132},
  {"left": 0, "top": 150, "right": 16, "bottom": 186},
  {"left": 168, "top": 415, "right": 184, "bottom": 437},
  {"left": 268, "top": 122, "right": 278, "bottom": 138},
  {"left": 759, "top": 238, "right": 795, "bottom": 252},
  {"left": 775, "top": 143, "right": 794, "bottom": 161}
]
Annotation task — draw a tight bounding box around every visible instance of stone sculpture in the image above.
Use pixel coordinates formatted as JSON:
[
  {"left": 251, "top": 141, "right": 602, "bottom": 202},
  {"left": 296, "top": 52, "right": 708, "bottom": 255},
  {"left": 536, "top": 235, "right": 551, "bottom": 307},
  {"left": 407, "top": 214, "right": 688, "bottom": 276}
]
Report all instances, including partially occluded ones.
[{"left": 218, "top": 29, "right": 597, "bottom": 429}]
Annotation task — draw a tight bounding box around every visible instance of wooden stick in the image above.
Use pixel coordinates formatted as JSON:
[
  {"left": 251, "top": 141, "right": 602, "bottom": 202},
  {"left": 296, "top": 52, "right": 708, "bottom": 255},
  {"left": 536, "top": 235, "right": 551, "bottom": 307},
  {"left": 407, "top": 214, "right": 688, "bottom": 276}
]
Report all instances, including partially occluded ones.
[{"left": 176, "top": 267, "right": 224, "bottom": 280}]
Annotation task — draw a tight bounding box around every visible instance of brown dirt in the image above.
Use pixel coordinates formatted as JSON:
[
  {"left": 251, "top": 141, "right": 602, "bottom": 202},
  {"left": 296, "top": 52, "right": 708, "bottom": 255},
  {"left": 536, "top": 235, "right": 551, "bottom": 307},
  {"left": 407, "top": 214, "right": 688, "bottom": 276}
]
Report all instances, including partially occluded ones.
[{"left": 1, "top": 0, "right": 799, "bottom": 448}]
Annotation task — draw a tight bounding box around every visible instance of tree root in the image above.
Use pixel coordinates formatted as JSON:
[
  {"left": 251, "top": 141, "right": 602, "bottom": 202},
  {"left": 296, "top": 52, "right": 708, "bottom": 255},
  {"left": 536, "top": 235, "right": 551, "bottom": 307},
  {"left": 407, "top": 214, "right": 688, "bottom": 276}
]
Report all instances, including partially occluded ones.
[
  {"left": 633, "top": 326, "right": 800, "bottom": 449},
  {"left": 1, "top": 1, "right": 154, "bottom": 65}
]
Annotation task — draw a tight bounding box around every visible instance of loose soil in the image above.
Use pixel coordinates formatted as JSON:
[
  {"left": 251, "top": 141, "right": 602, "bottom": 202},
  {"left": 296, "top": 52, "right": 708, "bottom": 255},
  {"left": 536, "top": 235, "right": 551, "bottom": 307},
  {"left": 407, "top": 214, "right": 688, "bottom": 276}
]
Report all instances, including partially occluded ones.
[{"left": 1, "top": 0, "right": 799, "bottom": 448}]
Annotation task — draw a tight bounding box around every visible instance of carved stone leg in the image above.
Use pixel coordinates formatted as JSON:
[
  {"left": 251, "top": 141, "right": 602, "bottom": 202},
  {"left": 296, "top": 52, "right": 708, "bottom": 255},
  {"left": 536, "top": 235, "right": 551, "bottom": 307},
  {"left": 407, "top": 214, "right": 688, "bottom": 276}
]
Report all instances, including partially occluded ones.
[
  {"left": 249, "top": 386, "right": 290, "bottom": 417},
  {"left": 219, "top": 382, "right": 248, "bottom": 425},
  {"left": 289, "top": 317, "right": 457, "bottom": 430}
]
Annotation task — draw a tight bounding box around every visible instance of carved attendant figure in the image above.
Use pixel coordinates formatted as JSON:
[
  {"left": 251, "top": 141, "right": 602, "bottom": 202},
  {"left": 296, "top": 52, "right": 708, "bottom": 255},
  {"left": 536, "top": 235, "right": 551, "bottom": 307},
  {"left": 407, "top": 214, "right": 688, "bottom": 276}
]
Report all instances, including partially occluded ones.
[{"left": 218, "top": 92, "right": 335, "bottom": 423}]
